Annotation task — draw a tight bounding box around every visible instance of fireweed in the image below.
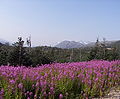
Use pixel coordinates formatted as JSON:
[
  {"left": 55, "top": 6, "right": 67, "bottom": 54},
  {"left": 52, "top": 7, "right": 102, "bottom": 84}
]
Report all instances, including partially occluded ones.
[{"left": 0, "top": 60, "right": 120, "bottom": 99}]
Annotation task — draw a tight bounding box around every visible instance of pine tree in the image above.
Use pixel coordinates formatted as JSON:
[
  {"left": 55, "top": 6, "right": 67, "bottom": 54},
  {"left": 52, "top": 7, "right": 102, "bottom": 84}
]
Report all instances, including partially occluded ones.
[
  {"left": 8, "top": 37, "right": 32, "bottom": 66},
  {"left": 0, "top": 46, "right": 9, "bottom": 65}
]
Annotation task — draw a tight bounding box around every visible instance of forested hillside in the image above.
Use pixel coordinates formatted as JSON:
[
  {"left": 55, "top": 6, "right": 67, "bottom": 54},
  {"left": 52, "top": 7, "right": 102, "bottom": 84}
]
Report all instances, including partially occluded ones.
[{"left": 0, "top": 37, "right": 119, "bottom": 67}]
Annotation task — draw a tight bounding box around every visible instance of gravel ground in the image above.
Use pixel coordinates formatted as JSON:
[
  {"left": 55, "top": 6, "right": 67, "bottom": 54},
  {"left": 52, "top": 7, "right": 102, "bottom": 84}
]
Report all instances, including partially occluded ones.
[{"left": 94, "top": 86, "right": 120, "bottom": 99}]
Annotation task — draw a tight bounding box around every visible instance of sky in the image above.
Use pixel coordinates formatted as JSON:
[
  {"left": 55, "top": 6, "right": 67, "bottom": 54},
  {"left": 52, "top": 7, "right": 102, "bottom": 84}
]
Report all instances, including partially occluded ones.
[{"left": 0, "top": 0, "right": 120, "bottom": 46}]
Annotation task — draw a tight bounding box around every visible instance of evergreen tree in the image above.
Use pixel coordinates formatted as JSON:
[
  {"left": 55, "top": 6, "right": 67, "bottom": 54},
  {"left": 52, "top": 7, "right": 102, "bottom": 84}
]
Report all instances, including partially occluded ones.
[
  {"left": 0, "top": 46, "right": 9, "bottom": 65},
  {"left": 88, "top": 38, "right": 119, "bottom": 61},
  {"left": 8, "top": 37, "right": 32, "bottom": 66},
  {"left": 30, "top": 48, "right": 52, "bottom": 66}
]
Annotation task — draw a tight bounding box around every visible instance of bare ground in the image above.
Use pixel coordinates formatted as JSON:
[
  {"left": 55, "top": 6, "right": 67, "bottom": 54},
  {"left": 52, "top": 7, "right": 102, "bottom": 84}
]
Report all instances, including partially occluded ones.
[{"left": 94, "top": 86, "right": 120, "bottom": 99}]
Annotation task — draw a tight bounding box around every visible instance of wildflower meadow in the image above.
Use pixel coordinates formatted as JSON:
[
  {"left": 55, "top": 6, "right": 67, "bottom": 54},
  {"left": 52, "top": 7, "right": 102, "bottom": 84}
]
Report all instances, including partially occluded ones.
[{"left": 0, "top": 60, "right": 120, "bottom": 99}]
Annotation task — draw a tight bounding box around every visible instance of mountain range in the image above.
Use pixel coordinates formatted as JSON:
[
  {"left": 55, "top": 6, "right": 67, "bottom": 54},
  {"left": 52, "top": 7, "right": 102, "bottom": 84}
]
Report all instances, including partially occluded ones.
[
  {"left": 55, "top": 40, "right": 118, "bottom": 49},
  {"left": 55, "top": 41, "right": 85, "bottom": 49},
  {"left": 0, "top": 38, "right": 119, "bottom": 49},
  {"left": 0, "top": 39, "right": 8, "bottom": 44}
]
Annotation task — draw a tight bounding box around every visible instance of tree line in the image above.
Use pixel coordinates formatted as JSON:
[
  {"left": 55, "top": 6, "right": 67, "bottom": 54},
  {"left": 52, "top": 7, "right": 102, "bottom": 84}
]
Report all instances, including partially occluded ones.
[{"left": 0, "top": 37, "right": 119, "bottom": 67}]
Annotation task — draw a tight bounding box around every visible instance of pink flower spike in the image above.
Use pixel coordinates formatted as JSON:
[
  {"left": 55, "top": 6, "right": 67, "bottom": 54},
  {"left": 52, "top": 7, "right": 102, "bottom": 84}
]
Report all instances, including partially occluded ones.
[{"left": 59, "top": 94, "right": 63, "bottom": 99}]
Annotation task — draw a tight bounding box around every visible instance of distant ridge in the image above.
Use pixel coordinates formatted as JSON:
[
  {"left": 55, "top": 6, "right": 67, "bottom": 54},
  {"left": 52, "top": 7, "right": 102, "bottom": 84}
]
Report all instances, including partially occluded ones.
[
  {"left": 55, "top": 40, "right": 119, "bottom": 49},
  {"left": 0, "top": 38, "right": 9, "bottom": 44},
  {"left": 55, "top": 40, "right": 84, "bottom": 49}
]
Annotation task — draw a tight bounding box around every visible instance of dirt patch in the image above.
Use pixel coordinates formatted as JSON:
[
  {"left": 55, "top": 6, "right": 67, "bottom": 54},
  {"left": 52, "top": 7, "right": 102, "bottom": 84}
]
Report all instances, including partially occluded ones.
[{"left": 94, "top": 86, "right": 120, "bottom": 99}]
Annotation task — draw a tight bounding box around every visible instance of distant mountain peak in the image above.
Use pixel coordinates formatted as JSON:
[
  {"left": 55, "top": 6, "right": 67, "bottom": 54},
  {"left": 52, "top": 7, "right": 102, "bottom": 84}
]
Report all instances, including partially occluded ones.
[
  {"left": 0, "top": 38, "right": 9, "bottom": 44},
  {"left": 55, "top": 40, "right": 119, "bottom": 49},
  {"left": 55, "top": 40, "right": 84, "bottom": 49}
]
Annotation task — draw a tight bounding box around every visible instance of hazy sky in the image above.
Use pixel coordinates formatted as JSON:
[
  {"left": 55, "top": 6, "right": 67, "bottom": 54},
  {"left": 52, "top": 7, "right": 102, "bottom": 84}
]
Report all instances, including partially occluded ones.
[{"left": 0, "top": 0, "right": 120, "bottom": 46}]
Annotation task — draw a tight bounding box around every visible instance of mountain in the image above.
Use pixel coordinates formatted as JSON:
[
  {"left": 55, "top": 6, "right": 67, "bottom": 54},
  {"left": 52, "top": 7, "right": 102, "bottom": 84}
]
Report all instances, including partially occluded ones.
[
  {"left": 55, "top": 40, "right": 84, "bottom": 49},
  {"left": 0, "top": 42, "right": 3, "bottom": 46},
  {"left": 0, "top": 39, "right": 8, "bottom": 44},
  {"left": 55, "top": 40, "right": 119, "bottom": 49}
]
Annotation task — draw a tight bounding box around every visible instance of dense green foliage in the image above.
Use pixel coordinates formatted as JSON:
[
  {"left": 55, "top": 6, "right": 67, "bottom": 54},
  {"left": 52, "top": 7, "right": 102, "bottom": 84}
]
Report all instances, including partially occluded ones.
[
  {"left": 88, "top": 45, "right": 119, "bottom": 60},
  {"left": 8, "top": 37, "right": 32, "bottom": 66},
  {"left": 0, "top": 45, "right": 9, "bottom": 65},
  {"left": 0, "top": 38, "right": 120, "bottom": 66}
]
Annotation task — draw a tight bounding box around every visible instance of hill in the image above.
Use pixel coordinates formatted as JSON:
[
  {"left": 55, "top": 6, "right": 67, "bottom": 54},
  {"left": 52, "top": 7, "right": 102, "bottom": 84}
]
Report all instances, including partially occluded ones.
[{"left": 55, "top": 40, "right": 84, "bottom": 49}]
